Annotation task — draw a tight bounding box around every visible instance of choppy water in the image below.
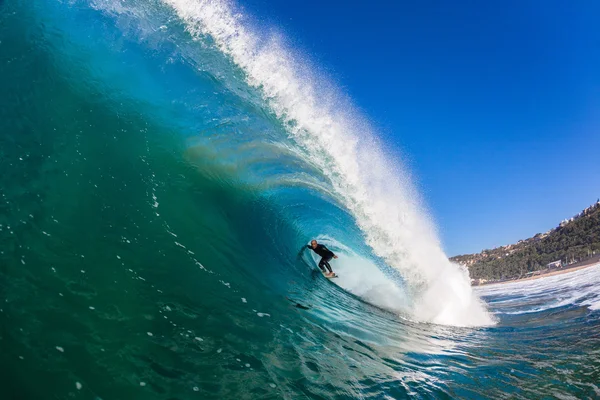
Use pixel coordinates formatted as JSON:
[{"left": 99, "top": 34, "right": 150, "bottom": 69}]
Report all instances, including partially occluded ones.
[{"left": 1, "top": 1, "right": 599, "bottom": 398}]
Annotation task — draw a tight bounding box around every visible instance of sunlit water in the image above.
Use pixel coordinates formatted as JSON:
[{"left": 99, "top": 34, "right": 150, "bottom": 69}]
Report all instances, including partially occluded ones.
[{"left": 1, "top": 1, "right": 599, "bottom": 398}]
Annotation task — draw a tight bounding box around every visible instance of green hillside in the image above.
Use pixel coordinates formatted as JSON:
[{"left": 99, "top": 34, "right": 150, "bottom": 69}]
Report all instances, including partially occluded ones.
[{"left": 451, "top": 201, "right": 600, "bottom": 282}]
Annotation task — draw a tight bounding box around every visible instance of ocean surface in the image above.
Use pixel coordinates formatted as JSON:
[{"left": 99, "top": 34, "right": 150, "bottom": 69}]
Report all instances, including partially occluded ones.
[{"left": 1, "top": 1, "right": 599, "bottom": 398}]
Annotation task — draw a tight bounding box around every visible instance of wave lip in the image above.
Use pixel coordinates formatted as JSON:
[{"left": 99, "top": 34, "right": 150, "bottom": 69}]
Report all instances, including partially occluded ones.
[{"left": 157, "top": 0, "right": 494, "bottom": 326}]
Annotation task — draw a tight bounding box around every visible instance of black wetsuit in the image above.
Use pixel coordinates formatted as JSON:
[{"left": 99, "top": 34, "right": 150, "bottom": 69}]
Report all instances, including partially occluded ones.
[{"left": 307, "top": 244, "right": 335, "bottom": 273}]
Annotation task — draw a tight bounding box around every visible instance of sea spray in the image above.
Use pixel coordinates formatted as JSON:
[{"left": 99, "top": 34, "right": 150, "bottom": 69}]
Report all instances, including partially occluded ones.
[{"left": 161, "top": 0, "right": 494, "bottom": 326}]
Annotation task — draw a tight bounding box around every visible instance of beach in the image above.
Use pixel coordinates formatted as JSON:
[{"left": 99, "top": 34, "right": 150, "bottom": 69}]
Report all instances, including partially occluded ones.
[{"left": 482, "top": 258, "right": 600, "bottom": 286}]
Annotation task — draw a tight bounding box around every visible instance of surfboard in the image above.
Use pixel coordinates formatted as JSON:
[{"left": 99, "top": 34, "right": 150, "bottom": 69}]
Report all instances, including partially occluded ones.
[{"left": 323, "top": 272, "right": 338, "bottom": 279}]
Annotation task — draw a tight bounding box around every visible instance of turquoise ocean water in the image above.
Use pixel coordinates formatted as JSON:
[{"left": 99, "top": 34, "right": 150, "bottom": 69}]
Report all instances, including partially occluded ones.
[{"left": 1, "top": 1, "right": 599, "bottom": 398}]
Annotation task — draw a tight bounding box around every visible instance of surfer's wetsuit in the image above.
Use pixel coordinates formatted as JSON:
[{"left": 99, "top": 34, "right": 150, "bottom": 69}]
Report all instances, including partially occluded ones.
[{"left": 307, "top": 244, "right": 335, "bottom": 273}]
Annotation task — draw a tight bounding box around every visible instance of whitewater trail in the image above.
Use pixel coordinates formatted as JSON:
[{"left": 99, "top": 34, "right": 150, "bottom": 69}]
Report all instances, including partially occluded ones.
[
  {"left": 147, "top": 0, "right": 493, "bottom": 326},
  {"left": 479, "top": 263, "right": 600, "bottom": 314}
]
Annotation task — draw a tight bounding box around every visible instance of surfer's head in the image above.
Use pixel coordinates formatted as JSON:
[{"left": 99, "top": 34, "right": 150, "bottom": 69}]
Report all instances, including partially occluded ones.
[{"left": 310, "top": 240, "right": 318, "bottom": 248}]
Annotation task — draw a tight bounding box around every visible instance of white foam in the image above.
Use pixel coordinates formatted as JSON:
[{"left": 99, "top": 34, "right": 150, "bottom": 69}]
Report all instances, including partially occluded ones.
[
  {"left": 160, "top": 0, "right": 493, "bottom": 326},
  {"left": 256, "top": 312, "right": 270, "bottom": 317},
  {"left": 479, "top": 263, "right": 600, "bottom": 314}
]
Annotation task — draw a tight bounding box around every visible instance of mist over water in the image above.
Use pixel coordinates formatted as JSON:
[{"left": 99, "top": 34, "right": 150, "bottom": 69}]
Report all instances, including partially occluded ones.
[{"left": 1, "top": 0, "right": 599, "bottom": 398}]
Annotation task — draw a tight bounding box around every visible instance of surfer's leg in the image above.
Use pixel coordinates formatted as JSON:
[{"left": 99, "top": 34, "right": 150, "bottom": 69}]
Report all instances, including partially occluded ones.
[
  {"left": 318, "top": 259, "right": 326, "bottom": 273},
  {"left": 321, "top": 258, "right": 333, "bottom": 273},
  {"left": 318, "top": 258, "right": 331, "bottom": 273}
]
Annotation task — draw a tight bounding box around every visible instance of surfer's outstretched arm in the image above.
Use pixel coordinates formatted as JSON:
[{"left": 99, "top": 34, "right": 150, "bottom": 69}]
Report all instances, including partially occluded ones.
[{"left": 297, "top": 245, "right": 309, "bottom": 259}]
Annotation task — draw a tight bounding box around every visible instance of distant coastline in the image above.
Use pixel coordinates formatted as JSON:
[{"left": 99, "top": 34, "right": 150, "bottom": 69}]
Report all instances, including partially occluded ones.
[
  {"left": 476, "top": 256, "right": 600, "bottom": 286},
  {"left": 452, "top": 200, "right": 600, "bottom": 283}
]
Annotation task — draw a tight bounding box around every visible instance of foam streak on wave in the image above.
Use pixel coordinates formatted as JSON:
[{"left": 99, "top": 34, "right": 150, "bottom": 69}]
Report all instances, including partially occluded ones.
[{"left": 162, "top": 0, "right": 493, "bottom": 326}]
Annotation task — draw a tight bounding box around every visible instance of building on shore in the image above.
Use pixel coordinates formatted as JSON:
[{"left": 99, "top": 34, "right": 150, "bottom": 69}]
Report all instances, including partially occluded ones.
[
  {"left": 546, "top": 260, "right": 562, "bottom": 269},
  {"left": 470, "top": 278, "right": 487, "bottom": 286}
]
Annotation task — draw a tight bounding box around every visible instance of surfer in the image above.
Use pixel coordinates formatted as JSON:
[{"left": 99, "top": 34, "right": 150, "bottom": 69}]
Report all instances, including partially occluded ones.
[{"left": 306, "top": 240, "right": 337, "bottom": 277}]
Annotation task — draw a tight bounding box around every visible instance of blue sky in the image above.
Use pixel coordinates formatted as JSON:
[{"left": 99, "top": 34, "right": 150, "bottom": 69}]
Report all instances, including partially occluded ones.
[{"left": 243, "top": 0, "right": 600, "bottom": 256}]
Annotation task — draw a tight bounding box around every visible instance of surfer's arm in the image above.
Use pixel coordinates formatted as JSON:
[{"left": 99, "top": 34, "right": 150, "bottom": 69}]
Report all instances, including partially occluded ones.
[
  {"left": 322, "top": 245, "right": 338, "bottom": 258},
  {"left": 297, "top": 245, "right": 310, "bottom": 259}
]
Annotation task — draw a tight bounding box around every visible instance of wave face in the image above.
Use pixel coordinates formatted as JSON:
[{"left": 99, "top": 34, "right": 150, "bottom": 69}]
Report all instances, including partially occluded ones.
[
  {"left": 1, "top": 1, "right": 599, "bottom": 399},
  {"left": 95, "top": 0, "right": 493, "bottom": 327}
]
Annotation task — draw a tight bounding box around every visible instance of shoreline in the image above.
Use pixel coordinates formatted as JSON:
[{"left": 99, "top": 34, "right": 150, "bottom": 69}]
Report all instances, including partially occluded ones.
[{"left": 477, "top": 261, "right": 600, "bottom": 286}]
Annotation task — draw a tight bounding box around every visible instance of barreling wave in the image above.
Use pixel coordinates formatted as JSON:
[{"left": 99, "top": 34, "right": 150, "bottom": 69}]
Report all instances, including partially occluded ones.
[
  {"left": 161, "top": 0, "right": 493, "bottom": 326},
  {"left": 89, "top": 0, "right": 493, "bottom": 326}
]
